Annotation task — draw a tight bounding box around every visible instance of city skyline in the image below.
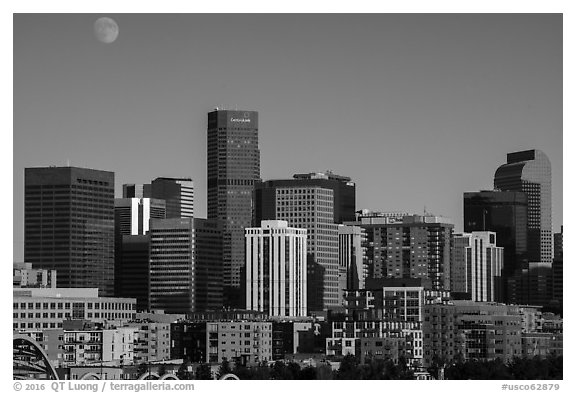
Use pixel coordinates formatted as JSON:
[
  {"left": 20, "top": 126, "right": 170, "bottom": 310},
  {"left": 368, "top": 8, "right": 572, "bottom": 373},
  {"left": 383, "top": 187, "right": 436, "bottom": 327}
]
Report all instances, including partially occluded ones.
[{"left": 13, "top": 14, "right": 562, "bottom": 262}]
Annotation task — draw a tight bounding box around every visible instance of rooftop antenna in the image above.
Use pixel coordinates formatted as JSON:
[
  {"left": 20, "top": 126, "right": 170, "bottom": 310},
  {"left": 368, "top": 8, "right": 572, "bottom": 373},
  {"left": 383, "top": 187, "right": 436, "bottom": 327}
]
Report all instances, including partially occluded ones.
[{"left": 66, "top": 158, "right": 70, "bottom": 167}]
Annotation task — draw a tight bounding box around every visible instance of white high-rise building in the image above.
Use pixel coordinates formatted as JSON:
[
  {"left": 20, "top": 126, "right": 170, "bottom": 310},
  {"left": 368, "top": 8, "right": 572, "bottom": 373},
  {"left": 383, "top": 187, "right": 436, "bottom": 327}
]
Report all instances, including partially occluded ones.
[
  {"left": 245, "top": 220, "right": 307, "bottom": 317},
  {"left": 451, "top": 232, "right": 504, "bottom": 302}
]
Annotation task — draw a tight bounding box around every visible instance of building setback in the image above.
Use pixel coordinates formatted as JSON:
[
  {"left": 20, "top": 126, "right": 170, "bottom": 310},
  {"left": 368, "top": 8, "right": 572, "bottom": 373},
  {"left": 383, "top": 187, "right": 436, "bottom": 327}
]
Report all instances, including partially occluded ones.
[
  {"left": 24, "top": 167, "right": 115, "bottom": 296},
  {"left": 245, "top": 220, "right": 307, "bottom": 317},
  {"left": 207, "top": 109, "right": 260, "bottom": 308}
]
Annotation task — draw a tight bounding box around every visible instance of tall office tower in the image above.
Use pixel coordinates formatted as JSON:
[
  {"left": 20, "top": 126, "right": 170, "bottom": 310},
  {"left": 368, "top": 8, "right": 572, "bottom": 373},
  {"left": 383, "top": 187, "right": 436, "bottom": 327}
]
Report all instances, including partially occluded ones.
[
  {"left": 114, "top": 198, "right": 165, "bottom": 304},
  {"left": 346, "top": 214, "right": 454, "bottom": 291},
  {"left": 207, "top": 109, "right": 260, "bottom": 308},
  {"left": 255, "top": 181, "right": 341, "bottom": 311},
  {"left": 114, "top": 198, "right": 166, "bottom": 236},
  {"left": 149, "top": 218, "right": 223, "bottom": 314},
  {"left": 451, "top": 232, "right": 504, "bottom": 302},
  {"left": 245, "top": 220, "right": 307, "bottom": 317},
  {"left": 123, "top": 178, "right": 193, "bottom": 218},
  {"left": 254, "top": 171, "right": 356, "bottom": 226},
  {"left": 494, "top": 150, "right": 552, "bottom": 264},
  {"left": 337, "top": 225, "right": 367, "bottom": 306},
  {"left": 24, "top": 167, "right": 115, "bottom": 296}
]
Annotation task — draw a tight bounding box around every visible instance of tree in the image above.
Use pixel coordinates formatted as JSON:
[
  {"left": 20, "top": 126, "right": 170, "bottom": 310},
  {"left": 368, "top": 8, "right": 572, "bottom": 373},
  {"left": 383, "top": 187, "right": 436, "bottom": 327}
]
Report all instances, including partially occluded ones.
[
  {"left": 176, "top": 360, "right": 193, "bottom": 380},
  {"left": 157, "top": 364, "right": 167, "bottom": 377},
  {"left": 298, "top": 366, "right": 317, "bottom": 380},
  {"left": 217, "top": 358, "right": 232, "bottom": 379},
  {"left": 336, "top": 354, "right": 361, "bottom": 380},
  {"left": 195, "top": 363, "right": 213, "bottom": 380},
  {"left": 316, "top": 363, "right": 334, "bottom": 380},
  {"left": 136, "top": 362, "right": 148, "bottom": 378}
]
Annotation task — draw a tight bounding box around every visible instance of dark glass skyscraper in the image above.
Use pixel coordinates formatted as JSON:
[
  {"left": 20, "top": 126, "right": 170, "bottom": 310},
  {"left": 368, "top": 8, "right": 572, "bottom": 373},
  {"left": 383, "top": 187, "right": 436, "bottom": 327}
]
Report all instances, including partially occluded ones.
[
  {"left": 464, "top": 191, "right": 528, "bottom": 277},
  {"left": 24, "top": 167, "right": 115, "bottom": 296},
  {"left": 207, "top": 109, "right": 260, "bottom": 308},
  {"left": 494, "top": 149, "right": 552, "bottom": 264}
]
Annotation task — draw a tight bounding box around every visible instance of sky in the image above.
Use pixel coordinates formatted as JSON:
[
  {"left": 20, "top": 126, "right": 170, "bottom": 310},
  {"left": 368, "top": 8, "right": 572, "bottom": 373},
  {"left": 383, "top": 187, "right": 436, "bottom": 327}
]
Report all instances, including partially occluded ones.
[{"left": 12, "top": 13, "right": 563, "bottom": 262}]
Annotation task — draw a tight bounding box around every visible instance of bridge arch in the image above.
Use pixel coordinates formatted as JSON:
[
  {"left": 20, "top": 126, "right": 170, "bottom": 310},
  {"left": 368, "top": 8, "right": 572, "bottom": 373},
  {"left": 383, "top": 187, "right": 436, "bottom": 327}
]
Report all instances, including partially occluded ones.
[
  {"left": 13, "top": 334, "right": 59, "bottom": 380},
  {"left": 219, "top": 373, "right": 239, "bottom": 380},
  {"left": 80, "top": 372, "right": 101, "bottom": 380},
  {"left": 138, "top": 371, "right": 160, "bottom": 380}
]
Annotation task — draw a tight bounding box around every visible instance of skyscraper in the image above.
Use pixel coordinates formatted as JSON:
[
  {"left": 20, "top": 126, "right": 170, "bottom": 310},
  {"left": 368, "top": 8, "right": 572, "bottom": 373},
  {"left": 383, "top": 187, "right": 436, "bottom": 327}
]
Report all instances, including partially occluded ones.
[
  {"left": 245, "top": 220, "right": 307, "bottom": 317},
  {"left": 149, "top": 217, "right": 223, "bottom": 314},
  {"left": 494, "top": 149, "right": 552, "bottom": 264},
  {"left": 114, "top": 197, "right": 166, "bottom": 308},
  {"left": 114, "top": 198, "right": 166, "bottom": 236},
  {"left": 464, "top": 191, "right": 528, "bottom": 277},
  {"left": 24, "top": 167, "right": 115, "bottom": 296},
  {"left": 207, "top": 109, "right": 260, "bottom": 308},
  {"left": 254, "top": 171, "right": 356, "bottom": 226},
  {"left": 254, "top": 180, "right": 341, "bottom": 311},
  {"left": 124, "top": 177, "right": 194, "bottom": 219}
]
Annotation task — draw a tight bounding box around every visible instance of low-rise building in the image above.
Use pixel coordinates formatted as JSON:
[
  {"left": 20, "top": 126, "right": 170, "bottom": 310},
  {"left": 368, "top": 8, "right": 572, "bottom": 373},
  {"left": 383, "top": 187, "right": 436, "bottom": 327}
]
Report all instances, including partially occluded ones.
[{"left": 13, "top": 288, "right": 136, "bottom": 330}]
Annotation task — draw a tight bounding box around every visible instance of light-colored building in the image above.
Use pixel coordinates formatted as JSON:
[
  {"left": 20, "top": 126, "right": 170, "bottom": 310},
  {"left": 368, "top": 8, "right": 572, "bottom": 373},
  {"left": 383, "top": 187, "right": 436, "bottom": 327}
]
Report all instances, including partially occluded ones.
[
  {"left": 13, "top": 262, "right": 57, "bottom": 288},
  {"left": 62, "top": 326, "right": 136, "bottom": 366},
  {"left": 245, "top": 220, "right": 307, "bottom": 317},
  {"left": 451, "top": 232, "right": 504, "bottom": 302},
  {"left": 125, "top": 319, "right": 171, "bottom": 364},
  {"left": 13, "top": 288, "right": 136, "bottom": 330}
]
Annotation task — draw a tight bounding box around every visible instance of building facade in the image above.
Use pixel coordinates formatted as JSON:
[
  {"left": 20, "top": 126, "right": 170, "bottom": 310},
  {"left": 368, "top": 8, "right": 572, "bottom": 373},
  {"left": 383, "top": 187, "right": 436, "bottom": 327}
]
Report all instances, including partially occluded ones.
[
  {"left": 245, "top": 220, "right": 307, "bottom": 317},
  {"left": 254, "top": 181, "right": 341, "bottom": 311},
  {"left": 207, "top": 109, "right": 260, "bottom": 308},
  {"left": 24, "top": 167, "right": 115, "bottom": 296},
  {"left": 13, "top": 288, "right": 136, "bottom": 330},
  {"left": 13, "top": 263, "right": 57, "bottom": 288},
  {"left": 149, "top": 218, "right": 223, "bottom": 314},
  {"left": 346, "top": 214, "right": 454, "bottom": 291},
  {"left": 171, "top": 320, "right": 273, "bottom": 364},
  {"left": 337, "top": 225, "right": 367, "bottom": 306},
  {"left": 451, "top": 232, "right": 504, "bottom": 302}
]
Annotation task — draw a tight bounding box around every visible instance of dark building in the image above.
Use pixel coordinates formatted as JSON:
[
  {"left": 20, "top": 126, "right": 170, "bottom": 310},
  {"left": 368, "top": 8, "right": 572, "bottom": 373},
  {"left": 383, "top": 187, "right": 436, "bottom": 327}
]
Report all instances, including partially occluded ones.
[
  {"left": 115, "top": 235, "right": 150, "bottom": 311},
  {"left": 149, "top": 218, "right": 223, "bottom": 314},
  {"left": 207, "top": 109, "right": 260, "bottom": 308},
  {"left": 494, "top": 150, "right": 552, "bottom": 264},
  {"left": 464, "top": 190, "right": 528, "bottom": 303},
  {"left": 552, "top": 226, "right": 563, "bottom": 311},
  {"left": 24, "top": 167, "right": 115, "bottom": 296}
]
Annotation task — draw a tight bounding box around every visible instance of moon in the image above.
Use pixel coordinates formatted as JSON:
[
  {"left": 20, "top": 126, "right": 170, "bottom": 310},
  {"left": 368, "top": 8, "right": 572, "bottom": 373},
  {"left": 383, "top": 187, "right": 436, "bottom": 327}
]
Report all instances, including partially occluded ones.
[{"left": 94, "top": 17, "right": 119, "bottom": 44}]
